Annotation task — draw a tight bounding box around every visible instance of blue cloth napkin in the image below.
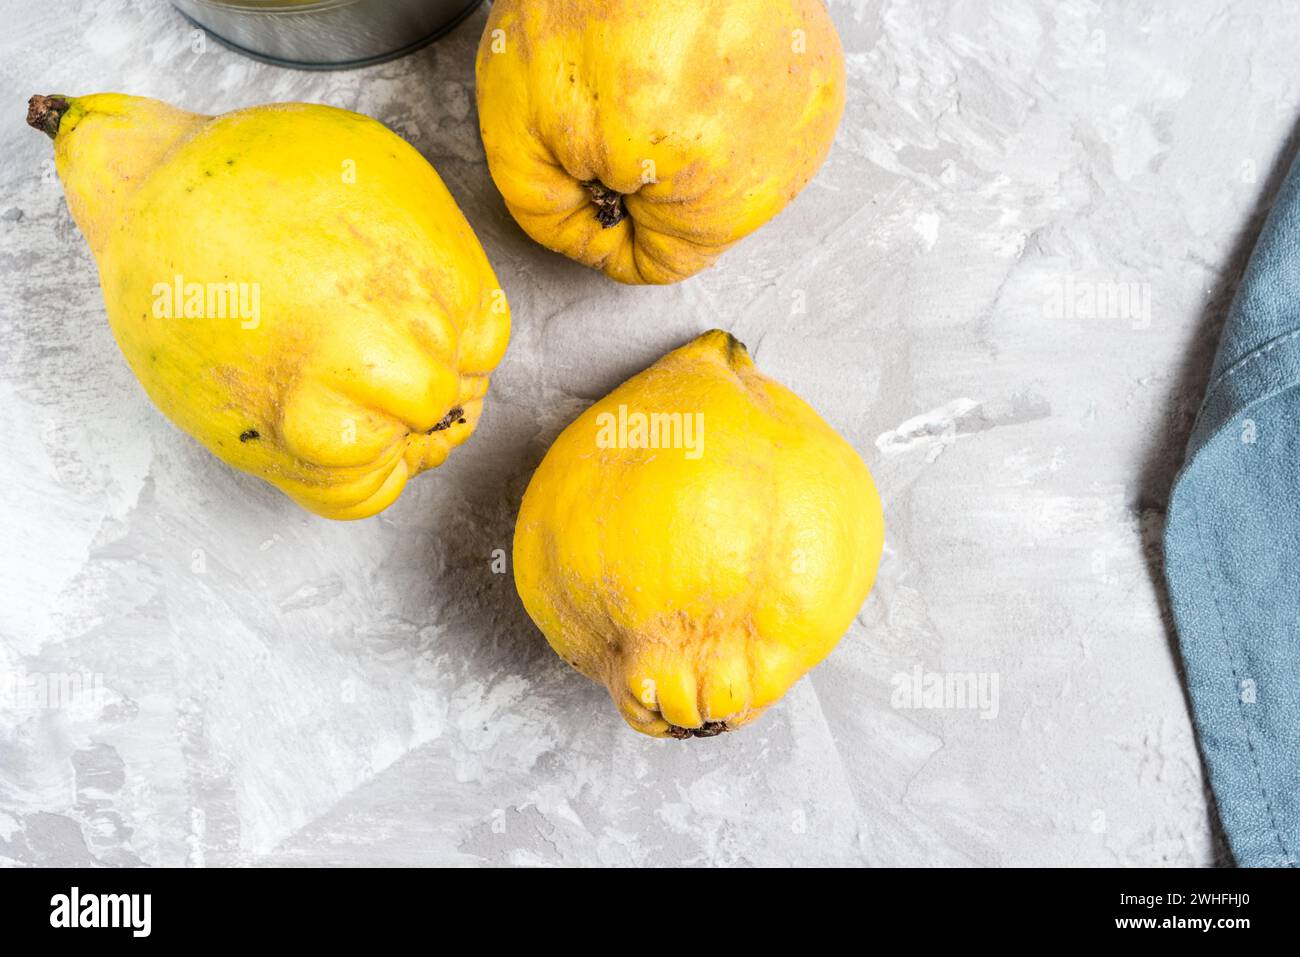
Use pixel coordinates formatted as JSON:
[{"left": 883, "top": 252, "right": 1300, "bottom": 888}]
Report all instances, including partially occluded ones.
[{"left": 1164, "top": 151, "right": 1300, "bottom": 867}]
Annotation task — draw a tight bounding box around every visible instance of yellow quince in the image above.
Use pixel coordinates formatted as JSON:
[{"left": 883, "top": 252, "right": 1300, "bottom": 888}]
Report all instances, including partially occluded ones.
[
  {"left": 475, "top": 0, "right": 846, "bottom": 284},
  {"left": 513, "top": 330, "right": 884, "bottom": 737},
  {"left": 28, "top": 93, "right": 510, "bottom": 519}
]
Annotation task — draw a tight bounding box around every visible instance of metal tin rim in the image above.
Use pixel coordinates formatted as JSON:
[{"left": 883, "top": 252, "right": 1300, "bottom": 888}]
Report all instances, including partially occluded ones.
[
  {"left": 179, "top": 0, "right": 364, "bottom": 13},
  {"left": 175, "top": 0, "right": 484, "bottom": 71}
]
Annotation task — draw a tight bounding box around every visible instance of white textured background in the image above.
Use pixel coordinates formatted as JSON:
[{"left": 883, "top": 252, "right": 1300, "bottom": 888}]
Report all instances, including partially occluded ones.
[{"left": 3, "top": 0, "right": 1298, "bottom": 866}]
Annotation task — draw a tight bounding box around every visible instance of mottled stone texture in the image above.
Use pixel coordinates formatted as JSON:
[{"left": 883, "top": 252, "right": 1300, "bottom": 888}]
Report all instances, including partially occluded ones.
[{"left": 3, "top": 0, "right": 1296, "bottom": 867}]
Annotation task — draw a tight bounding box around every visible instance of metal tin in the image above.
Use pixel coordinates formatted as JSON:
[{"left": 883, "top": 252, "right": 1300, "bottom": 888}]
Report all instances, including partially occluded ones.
[{"left": 171, "top": 0, "right": 484, "bottom": 70}]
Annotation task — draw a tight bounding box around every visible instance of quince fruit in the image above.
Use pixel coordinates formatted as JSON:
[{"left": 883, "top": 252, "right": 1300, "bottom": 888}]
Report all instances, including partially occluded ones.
[
  {"left": 513, "top": 331, "right": 884, "bottom": 737},
  {"left": 27, "top": 93, "right": 510, "bottom": 519},
  {"left": 475, "top": 0, "right": 846, "bottom": 284}
]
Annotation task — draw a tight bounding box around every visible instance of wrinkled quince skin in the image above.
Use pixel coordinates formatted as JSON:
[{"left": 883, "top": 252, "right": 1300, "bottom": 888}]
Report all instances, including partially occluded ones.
[
  {"left": 475, "top": 0, "right": 846, "bottom": 284},
  {"left": 513, "top": 331, "right": 884, "bottom": 737},
  {"left": 28, "top": 93, "right": 510, "bottom": 519}
]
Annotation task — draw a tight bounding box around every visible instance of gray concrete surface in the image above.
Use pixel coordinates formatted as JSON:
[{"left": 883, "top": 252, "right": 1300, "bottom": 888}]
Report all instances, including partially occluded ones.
[{"left": 4, "top": 0, "right": 1297, "bottom": 866}]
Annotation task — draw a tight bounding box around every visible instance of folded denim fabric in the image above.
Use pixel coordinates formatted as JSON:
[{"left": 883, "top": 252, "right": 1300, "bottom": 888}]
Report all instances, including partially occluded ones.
[{"left": 1164, "top": 151, "right": 1300, "bottom": 867}]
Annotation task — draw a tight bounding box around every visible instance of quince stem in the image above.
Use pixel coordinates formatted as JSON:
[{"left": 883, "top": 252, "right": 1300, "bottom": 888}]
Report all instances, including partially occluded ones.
[
  {"left": 666, "top": 721, "right": 731, "bottom": 739},
  {"left": 583, "top": 180, "right": 627, "bottom": 228},
  {"left": 26, "top": 95, "right": 71, "bottom": 139}
]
